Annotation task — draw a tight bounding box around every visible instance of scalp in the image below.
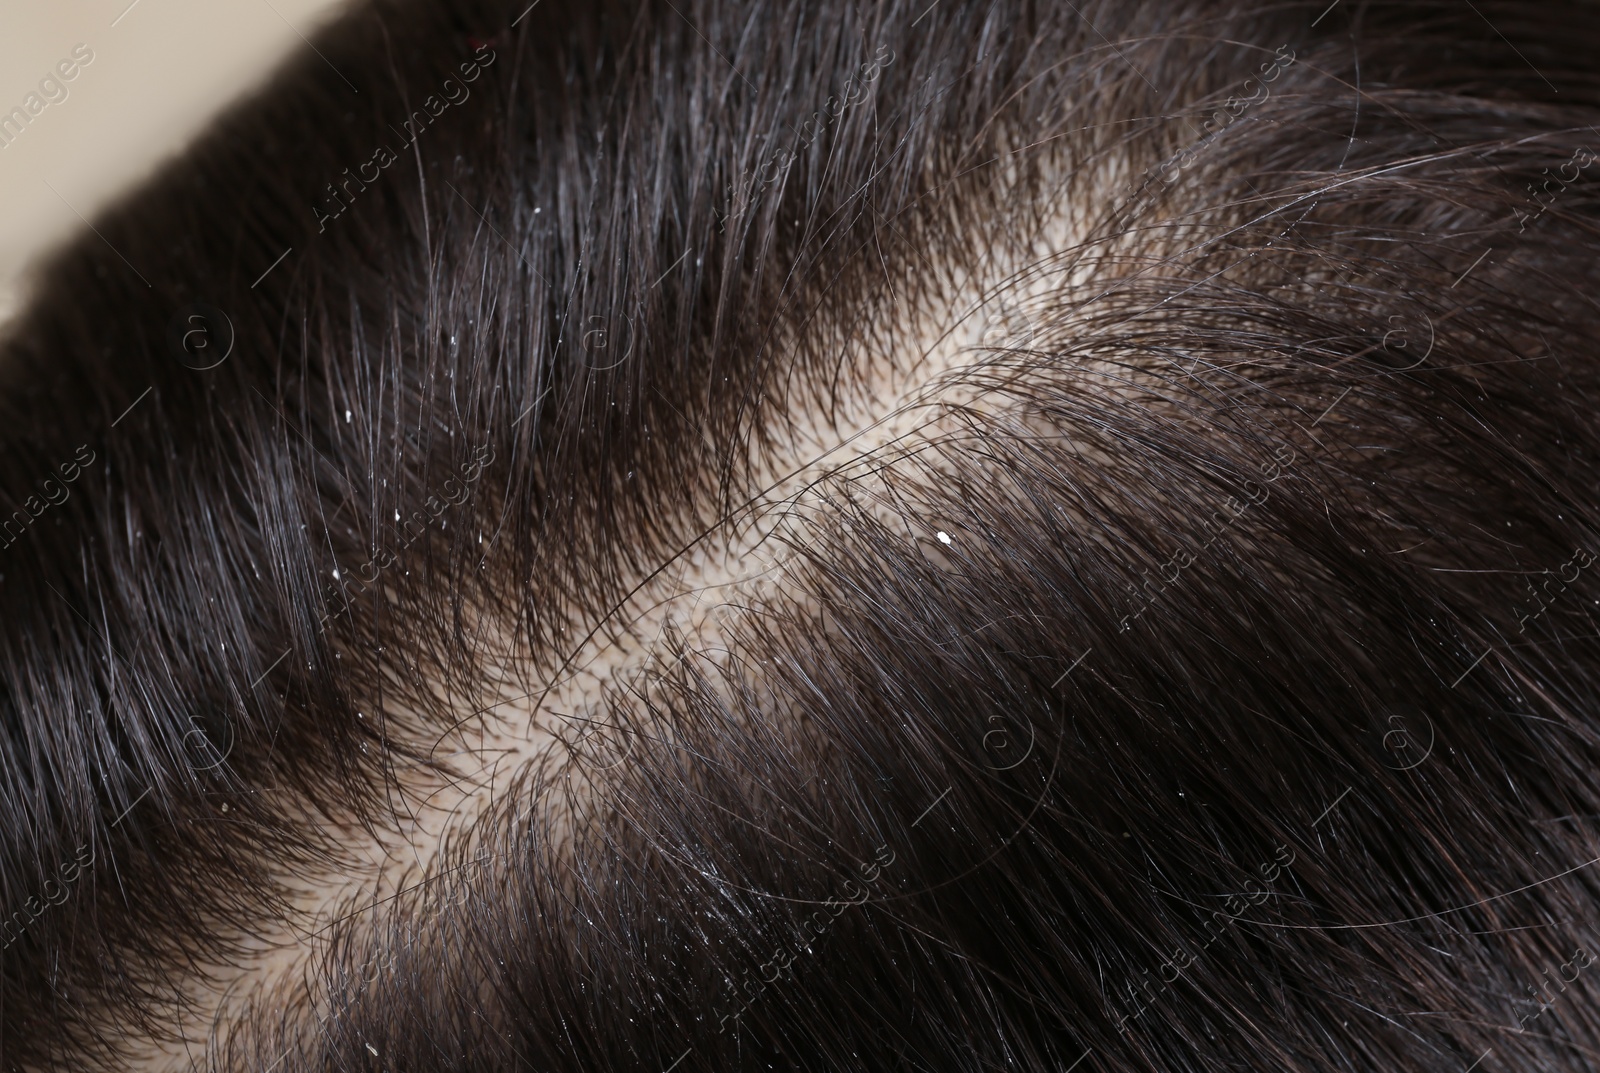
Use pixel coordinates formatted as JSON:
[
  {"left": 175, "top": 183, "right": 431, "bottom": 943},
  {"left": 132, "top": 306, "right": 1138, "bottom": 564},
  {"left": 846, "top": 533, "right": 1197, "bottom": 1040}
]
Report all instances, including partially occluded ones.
[{"left": 4, "top": 1, "right": 1600, "bottom": 1071}]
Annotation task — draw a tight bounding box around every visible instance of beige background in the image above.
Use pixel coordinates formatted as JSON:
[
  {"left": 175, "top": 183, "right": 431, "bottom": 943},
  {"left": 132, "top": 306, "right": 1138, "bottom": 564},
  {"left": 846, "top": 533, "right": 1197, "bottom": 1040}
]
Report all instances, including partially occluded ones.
[{"left": 0, "top": 0, "right": 349, "bottom": 327}]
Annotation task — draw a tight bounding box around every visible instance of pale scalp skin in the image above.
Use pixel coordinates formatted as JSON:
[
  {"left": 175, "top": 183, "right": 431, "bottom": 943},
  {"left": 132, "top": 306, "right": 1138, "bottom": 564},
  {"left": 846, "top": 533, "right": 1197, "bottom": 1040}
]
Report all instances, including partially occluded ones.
[{"left": 112, "top": 156, "right": 1119, "bottom": 1070}]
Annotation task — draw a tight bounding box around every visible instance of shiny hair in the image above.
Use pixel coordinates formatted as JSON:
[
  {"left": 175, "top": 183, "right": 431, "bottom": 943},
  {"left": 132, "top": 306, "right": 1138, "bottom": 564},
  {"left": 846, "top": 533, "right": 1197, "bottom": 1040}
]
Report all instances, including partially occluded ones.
[{"left": 4, "top": 0, "right": 1600, "bottom": 1069}]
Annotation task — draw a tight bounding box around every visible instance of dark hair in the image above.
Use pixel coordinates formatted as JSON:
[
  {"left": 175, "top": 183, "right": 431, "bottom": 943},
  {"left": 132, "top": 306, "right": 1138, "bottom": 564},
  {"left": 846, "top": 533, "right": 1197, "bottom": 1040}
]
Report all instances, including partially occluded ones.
[{"left": 4, "top": 0, "right": 1600, "bottom": 1069}]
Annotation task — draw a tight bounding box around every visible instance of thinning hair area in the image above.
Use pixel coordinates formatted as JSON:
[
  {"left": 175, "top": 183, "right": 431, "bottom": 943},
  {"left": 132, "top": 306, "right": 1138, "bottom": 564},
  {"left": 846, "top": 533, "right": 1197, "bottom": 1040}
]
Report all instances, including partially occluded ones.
[{"left": 3, "top": 0, "right": 1600, "bottom": 1069}]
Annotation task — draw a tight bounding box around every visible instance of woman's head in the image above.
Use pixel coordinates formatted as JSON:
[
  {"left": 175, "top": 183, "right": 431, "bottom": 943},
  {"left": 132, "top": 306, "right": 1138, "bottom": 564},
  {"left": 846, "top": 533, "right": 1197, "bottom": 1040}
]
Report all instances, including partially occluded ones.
[{"left": 4, "top": 1, "right": 1600, "bottom": 1069}]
